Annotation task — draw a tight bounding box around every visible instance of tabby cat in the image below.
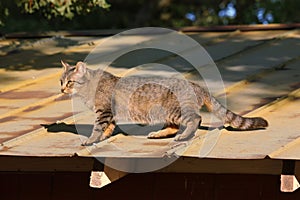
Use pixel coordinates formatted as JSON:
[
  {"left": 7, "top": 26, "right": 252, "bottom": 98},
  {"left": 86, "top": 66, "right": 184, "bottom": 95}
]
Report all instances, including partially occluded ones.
[{"left": 60, "top": 61, "right": 268, "bottom": 146}]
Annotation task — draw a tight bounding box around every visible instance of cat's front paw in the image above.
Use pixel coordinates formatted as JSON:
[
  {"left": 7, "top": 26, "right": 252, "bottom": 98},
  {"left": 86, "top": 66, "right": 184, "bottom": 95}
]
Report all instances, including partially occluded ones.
[
  {"left": 99, "top": 134, "right": 110, "bottom": 141},
  {"left": 81, "top": 137, "right": 100, "bottom": 146},
  {"left": 81, "top": 134, "right": 110, "bottom": 146},
  {"left": 174, "top": 134, "right": 188, "bottom": 141},
  {"left": 81, "top": 140, "right": 96, "bottom": 146}
]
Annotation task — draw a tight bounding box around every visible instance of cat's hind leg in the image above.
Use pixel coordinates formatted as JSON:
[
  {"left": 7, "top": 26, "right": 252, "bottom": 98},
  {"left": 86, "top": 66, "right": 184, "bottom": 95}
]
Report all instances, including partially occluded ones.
[
  {"left": 174, "top": 115, "right": 201, "bottom": 141},
  {"left": 147, "top": 125, "right": 179, "bottom": 139}
]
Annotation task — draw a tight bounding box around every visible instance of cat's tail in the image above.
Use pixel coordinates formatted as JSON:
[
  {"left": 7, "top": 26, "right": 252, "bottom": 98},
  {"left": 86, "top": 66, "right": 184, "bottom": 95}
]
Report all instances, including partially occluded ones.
[
  {"left": 193, "top": 83, "right": 268, "bottom": 130},
  {"left": 205, "top": 96, "right": 268, "bottom": 130}
]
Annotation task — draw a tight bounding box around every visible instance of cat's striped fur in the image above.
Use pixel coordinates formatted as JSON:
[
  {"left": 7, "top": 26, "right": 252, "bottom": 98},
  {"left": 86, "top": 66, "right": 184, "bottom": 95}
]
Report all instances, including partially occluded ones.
[{"left": 60, "top": 61, "right": 268, "bottom": 145}]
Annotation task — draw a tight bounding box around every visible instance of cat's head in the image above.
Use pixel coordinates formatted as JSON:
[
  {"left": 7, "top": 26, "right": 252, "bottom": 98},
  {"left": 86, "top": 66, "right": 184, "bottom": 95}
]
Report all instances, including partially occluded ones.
[{"left": 60, "top": 61, "right": 87, "bottom": 94}]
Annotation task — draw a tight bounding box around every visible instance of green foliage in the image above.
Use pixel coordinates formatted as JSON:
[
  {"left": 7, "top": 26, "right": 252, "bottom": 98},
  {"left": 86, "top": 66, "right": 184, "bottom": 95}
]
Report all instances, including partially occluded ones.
[
  {"left": 1, "top": 0, "right": 300, "bottom": 33},
  {"left": 0, "top": 1, "right": 10, "bottom": 26},
  {"left": 16, "top": 0, "right": 110, "bottom": 19},
  {"left": 257, "top": 0, "right": 300, "bottom": 24}
]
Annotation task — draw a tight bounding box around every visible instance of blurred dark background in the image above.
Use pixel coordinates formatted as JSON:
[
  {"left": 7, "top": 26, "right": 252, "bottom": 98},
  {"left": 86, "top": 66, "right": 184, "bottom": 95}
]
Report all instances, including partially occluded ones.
[{"left": 1, "top": 0, "right": 300, "bottom": 33}]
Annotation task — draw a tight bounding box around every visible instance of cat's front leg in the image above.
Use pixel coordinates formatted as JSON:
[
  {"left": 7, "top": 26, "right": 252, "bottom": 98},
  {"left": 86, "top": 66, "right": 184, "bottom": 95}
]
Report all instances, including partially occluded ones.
[
  {"left": 82, "top": 130, "right": 102, "bottom": 146},
  {"left": 82, "top": 111, "right": 115, "bottom": 146},
  {"left": 82, "top": 123, "right": 115, "bottom": 146}
]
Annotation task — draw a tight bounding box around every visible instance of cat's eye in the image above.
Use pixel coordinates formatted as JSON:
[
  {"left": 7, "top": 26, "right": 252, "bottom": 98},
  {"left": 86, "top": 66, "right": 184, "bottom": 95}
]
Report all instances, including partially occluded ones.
[
  {"left": 60, "top": 80, "right": 63, "bottom": 86},
  {"left": 66, "top": 80, "right": 74, "bottom": 87}
]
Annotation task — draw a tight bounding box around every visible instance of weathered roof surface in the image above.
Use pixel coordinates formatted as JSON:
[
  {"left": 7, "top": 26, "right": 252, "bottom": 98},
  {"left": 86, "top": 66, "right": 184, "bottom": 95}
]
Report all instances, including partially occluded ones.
[{"left": 0, "top": 26, "right": 300, "bottom": 171}]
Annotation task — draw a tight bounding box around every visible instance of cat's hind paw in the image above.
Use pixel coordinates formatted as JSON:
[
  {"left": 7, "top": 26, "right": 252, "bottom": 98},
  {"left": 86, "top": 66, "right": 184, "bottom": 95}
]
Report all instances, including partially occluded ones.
[
  {"left": 147, "top": 126, "right": 178, "bottom": 139},
  {"left": 147, "top": 131, "right": 161, "bottom": 139}
]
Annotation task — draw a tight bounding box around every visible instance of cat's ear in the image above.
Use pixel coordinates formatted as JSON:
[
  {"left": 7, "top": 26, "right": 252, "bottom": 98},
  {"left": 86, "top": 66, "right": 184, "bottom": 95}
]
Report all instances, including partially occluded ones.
[
  {"left": 74, "top": 61, "right": 87, "bottom": 78},
  {"left": 61, "top": 60, "right": 70, "bottom": 71}
]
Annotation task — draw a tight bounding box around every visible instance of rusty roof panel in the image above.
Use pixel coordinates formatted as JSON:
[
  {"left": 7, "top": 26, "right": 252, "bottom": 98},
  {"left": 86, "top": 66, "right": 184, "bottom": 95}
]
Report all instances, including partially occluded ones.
[{"left": 0, "top": 27, "right": 300, "bottom": 164}]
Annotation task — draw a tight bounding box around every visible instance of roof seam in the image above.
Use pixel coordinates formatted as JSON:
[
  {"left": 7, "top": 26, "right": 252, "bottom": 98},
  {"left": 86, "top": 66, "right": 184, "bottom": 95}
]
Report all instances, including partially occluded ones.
[
  {"left": 215, "top": 54, "right": 300, "bottom": 97},
  {"left": 269, "top": 136, "right": 300, "bottom": 159},
  {"left": 0, "top": 72, "right": 60, "bottom": 94},
  {"left": 246, "top": 87, "right": 300, "bottom": 116},
  {"left": 0, "top": 93, "right": 63, "bottom": 123},
  {"left": 216, "top": 29, "right": 298, "bottom": 65}
]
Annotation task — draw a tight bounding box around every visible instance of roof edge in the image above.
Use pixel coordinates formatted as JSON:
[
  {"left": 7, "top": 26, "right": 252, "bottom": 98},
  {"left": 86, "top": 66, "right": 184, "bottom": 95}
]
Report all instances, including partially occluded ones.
[
  {"left": 180, "top": 23, "right": 300, "bottom": 32},
  {"left": 3, "top": 23, "right": 300, "bottom": 39}
]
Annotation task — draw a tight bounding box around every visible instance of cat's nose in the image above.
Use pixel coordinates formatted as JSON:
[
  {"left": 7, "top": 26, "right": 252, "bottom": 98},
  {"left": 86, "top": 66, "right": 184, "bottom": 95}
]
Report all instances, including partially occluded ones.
[{"left": 61, "top": 88, "right": 65, "bottom": 93}]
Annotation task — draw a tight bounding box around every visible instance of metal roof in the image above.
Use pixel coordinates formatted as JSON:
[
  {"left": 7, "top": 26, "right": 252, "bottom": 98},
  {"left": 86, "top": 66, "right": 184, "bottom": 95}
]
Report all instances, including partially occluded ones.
[{"left": 0, "top": 26, "right": 300, "bottom": 174}]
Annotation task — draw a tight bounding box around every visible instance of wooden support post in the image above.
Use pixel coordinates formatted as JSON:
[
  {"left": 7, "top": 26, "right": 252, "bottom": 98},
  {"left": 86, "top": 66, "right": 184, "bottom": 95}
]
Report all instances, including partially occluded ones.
[
  {"left": 90, "top": 171, "right": 111, "bottom": 188},
  {"left": 280, "top": 175, "right": 300, "bottom": 192},
  {"left": 280, "top": 160, "right": 300, "bottom": 192},
  {"left": 103, "top": 164, "right": 128, "bottom": 183},
  {"left": 89, "top": 158, "right": 128, "bottom": 188}
]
